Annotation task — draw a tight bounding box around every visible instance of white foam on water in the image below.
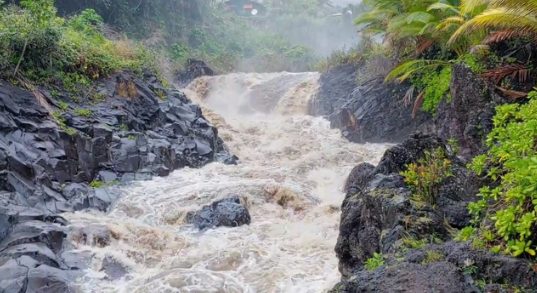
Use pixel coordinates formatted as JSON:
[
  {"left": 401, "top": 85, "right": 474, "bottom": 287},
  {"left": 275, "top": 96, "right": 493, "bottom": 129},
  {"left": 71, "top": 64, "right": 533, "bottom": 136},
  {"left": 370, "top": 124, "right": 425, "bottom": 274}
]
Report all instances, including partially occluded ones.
[{"left": 64, "top": 72, "right": 388, "bottom": 293}]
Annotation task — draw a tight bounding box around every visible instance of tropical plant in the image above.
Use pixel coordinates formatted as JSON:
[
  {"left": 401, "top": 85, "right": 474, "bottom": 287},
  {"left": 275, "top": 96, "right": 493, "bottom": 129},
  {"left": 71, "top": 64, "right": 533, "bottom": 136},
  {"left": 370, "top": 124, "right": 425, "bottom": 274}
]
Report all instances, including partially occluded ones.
[
  {"left": 400, "top": 147, "right": 455, "bottom": 206},
  {"left": 466, "top": 90, "right": 537, "bottom": 258},
  {"left": 449, "top": 0, "right": 537, "bottom": 45}
]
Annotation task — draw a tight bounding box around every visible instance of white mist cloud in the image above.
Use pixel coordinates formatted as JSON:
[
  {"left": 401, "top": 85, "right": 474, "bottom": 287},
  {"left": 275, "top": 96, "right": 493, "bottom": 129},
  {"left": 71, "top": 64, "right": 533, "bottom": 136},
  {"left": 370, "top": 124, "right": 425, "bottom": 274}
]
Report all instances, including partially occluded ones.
[{"left": 330, "top": 0, "right": 363, "bottom": 5}]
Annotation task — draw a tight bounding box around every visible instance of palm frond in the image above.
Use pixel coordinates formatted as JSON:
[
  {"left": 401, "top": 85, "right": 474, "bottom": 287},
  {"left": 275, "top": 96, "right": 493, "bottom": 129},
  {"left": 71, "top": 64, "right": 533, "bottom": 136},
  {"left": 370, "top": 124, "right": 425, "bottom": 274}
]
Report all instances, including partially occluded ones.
[
  {"left": 448, "top": 8, "right": 537, "bottom": 45},
  {"left": 412, "top": 91, "right": 425, "bottom": 119},
  {"left": 385, "top": 59, "right": 451, "bottom": 83},
  {"left": 406, "top": 11, "right": 436, "bottom": 24},
  {"left": 459, "top": 0, "right": 489, "bottom": 15},
  {"left": 427, "top": 2, "right": 459, "bottom": 13},
  {"left": 416, "top": 38, "right": 434, "bottom": 55},
  {"left": 483, "top": 29, "right": 536, "bottom": 43},
  {"left": 487, "top": 0, "right": 537, "bottom": 14},
  {"left": 402, "top": 85, "right": 415, "bottom": 107},
  {"left": 495, "top": 86, "right": 528, "bottom": 99},
  {"left": 482, "top": 64, "right": 530, "bottom": 84}
]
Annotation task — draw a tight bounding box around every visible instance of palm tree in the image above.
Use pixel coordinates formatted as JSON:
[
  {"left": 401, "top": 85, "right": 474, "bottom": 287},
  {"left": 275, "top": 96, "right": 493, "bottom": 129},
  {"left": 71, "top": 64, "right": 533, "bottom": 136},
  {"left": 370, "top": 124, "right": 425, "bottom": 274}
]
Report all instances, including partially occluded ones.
[{"left": 449, "top": 0, "right": 537, "bottom": 45}]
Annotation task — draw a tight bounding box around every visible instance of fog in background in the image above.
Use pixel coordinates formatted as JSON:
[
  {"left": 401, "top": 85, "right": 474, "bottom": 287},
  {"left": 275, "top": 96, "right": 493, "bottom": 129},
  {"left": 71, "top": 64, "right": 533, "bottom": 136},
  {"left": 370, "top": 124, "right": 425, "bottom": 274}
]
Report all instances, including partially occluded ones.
[
  {"left": 262, "top": 0, "right": 366, "bottom": 58},
  {"left": 331, "top": 0, "right": 363, "bottom": 5}
]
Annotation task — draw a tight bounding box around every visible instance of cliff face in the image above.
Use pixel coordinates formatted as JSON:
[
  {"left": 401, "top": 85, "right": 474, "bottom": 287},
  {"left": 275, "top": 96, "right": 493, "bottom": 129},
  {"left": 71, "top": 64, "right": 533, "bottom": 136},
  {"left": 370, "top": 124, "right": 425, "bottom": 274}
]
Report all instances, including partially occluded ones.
[
  {"left": 313, "top": 62, "right": 510, "bottom": 159},
  {"left": 433, "top": 63, "right": 512, "bottom": 160},
  {"left": 328, "top": 64, "right": 537, "bottom": 292},
  {"left": 310, "top": 64, "right": 432, "bottom": 144},
  {"left": 0, "top": 67, "right": 235, "bottom": 292}
]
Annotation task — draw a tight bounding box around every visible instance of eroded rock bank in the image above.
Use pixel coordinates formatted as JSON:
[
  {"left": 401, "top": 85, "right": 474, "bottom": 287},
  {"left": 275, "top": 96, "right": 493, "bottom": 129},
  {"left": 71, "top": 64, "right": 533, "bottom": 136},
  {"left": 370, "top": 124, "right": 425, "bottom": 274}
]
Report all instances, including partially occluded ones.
[
  {"left": 330, "top": 133, "right": 537, "bottom": 292},
  {"left": 324, "top": 62, "right": 537, "bottom": 292},
  {"left": 309, "top": 64, "right": 432, "bottom": 144},
  {"left": 0, "top": 65, "right": 235, "bottom": 291},
  {"left": 312, "top": 62, "right": 509, "bottom": 160}
]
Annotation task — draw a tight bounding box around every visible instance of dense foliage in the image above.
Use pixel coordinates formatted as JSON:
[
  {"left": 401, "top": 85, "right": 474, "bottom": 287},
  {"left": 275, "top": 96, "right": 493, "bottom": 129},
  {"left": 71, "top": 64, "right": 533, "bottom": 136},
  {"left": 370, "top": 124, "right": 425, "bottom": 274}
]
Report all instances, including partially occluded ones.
[
  {"left": 464, "top": 91, "right": 537, "bottom": 258},
  {"left": 346, "top": 0, "right": 537, "bottom": 114},
  {"left": 350, "top": 0, "right": 537, "bottom": 262},
  {"left": 1, "top": 0, "right": 322, "bottom": 74},
  {"left": 0, "top": 0, "right": 153, "bottom": 90}
]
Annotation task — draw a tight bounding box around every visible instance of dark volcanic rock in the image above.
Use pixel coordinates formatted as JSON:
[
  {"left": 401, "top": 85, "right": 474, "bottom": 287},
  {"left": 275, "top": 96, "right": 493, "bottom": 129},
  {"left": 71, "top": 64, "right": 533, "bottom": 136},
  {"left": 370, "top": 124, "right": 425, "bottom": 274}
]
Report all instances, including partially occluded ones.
[
  {"left": 330, "top": 241, "right": 537, "bottom": 293},
  {"left": 331, "top": 133, "right": 537, "bottom": 292},
  {"left": 101, "top": 256, "right": 128, "bottom": 280},
  {"left": 309, "top": 64, "right": 432, "bottom": 143},
  {"left": 314, "top": 62, "right": 509, "bottom": 159},
  {"left": 175, "top": 59, "right": 214, "bottom": 88},
  {"left": 0, "top": 69, "right": 234, "bottom": 291},
  {"left": 186, "top": 196, "right": 251, "bottom": 230},
  {"left": 434, "top": 63, "right": 512, "bottom": 160}
]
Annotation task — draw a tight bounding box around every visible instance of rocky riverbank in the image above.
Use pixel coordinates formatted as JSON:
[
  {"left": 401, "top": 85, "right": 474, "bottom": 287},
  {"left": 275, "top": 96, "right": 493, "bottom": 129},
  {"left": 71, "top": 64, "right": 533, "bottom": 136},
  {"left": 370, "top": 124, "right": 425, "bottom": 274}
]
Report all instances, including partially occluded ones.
[
  {"left": 0, "top": 65, "right": 236, "bottom": 291},
  {"left": 329, "top": 133, "right": 537, "bottom": 292},
  {"left": 317, "top": 62, "right": 537, "bottom": 291}
]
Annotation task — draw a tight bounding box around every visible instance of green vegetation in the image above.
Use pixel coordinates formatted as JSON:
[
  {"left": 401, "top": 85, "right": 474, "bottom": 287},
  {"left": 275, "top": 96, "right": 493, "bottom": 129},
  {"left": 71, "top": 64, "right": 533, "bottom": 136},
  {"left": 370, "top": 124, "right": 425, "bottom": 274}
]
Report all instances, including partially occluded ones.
[
  {"left": 53, "top": 0, "right": 321, "bottom": 73},
  {"left": 364, "top": 252, "right": 385, "bottom": 270},
  {"left": 325, "top": 0, "right": 537, "bottom": 115},
  {"left": 74, "top": 109, "right": 92, "bottom": 117},
  {"left": 0, "top": 0, "right": 153, "bottom": 91},
  {"left": 57, "top": 101, "right": 68, "bottom": 111},
  {"left": 421, "top": 250, "right": 444, "bottom": 264},
  {"left": 0, "top": 0, "right": 326, "bottom": 93},
  {"left": 52, "top": 110, "right": 76, "bottom": 135},
  {"left": 89, "top": 180, "right": 118, "bottom": 188},
  {"left": 463, "top": 90, "right": 537, "bottom": 258},
  {"left": 400, "top": 147, "right": 454, "bottom": 206}
]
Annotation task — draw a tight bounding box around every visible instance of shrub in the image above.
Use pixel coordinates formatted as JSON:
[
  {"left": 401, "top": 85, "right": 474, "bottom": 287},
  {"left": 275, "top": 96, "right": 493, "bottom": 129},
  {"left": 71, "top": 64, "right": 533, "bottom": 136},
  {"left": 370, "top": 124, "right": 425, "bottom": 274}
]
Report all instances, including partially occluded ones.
[
  {"left": 467, "top": 91, "right": 537, "bottom": 258},
  {"left": 400, "top": 147, "right": 454, "bottom": 206},
  {"left": 364, "top": 253, "right": 385, "bottom": 271}
]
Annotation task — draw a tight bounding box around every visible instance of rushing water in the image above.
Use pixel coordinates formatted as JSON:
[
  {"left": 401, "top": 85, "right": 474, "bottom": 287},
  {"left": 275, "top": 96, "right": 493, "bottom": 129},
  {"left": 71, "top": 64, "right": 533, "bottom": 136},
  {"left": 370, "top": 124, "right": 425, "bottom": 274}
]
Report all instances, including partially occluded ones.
[{"left": 65, "top": 72, "right": 388, "bottom": 293}]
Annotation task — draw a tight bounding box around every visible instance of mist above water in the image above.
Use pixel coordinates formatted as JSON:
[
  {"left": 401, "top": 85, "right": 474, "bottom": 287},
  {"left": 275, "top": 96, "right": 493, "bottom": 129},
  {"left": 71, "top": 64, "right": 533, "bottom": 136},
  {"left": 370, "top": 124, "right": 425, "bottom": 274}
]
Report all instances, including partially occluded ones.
[{"left": 65, "top": 72, "right": 387, "bottom": 293}]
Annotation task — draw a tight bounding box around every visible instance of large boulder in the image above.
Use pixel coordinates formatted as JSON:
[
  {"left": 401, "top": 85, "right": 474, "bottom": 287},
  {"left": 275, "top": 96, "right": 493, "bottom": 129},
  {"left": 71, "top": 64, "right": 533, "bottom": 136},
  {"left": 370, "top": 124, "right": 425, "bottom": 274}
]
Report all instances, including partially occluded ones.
[
  {"left": 331, "top": 133, "right": 537, "bottom": 292},
  {"left": 186, "top": 196, "right": 251, "bottom": 230}
]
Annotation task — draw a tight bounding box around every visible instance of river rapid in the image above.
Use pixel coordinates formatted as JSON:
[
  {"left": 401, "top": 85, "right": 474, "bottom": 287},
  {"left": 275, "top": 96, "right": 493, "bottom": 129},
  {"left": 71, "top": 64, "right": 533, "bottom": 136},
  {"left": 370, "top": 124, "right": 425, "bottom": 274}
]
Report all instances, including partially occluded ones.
[{"left": 64, "top": 72, "right": 388, "bottom": 293}]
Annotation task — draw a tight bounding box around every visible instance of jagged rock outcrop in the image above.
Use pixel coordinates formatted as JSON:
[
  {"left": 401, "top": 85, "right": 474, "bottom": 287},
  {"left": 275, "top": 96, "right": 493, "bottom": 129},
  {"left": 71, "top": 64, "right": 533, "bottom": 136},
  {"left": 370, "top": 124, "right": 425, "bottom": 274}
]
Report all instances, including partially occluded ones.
[
  {"left": 309, "top": 64, "right": 432, "bottom": 143},
  {"left": 0, "top": 68, "right": 234, "bottom": 291},
  {"left": 186, "top": 195, "right": 251, "bottom": 230},
  {"left": 331, "top": 133, "right": 537, "bottom": 292},
  {"left": 433, "top": 63, "right": 513, "bottom": 160}
]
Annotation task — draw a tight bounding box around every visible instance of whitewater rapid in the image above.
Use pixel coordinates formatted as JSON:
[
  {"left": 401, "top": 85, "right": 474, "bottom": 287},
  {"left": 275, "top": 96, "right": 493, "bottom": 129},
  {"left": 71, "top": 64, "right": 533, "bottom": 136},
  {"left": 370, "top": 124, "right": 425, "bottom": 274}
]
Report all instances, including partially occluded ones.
[{"left": 64, "top": 72, "right": 388, "bottom": 293}]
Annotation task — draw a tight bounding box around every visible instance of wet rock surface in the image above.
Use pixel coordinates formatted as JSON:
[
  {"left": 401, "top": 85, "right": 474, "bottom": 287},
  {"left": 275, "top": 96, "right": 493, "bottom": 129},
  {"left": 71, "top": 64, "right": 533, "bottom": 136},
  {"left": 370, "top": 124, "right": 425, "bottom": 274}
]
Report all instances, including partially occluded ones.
[
  {"left": 175, "top": 59, "right": 214, "bottom": 88},
  {"left": 314, "top": 62, "right": 511, "bottom": 160},
  {"left": 186, "top": 196, "right": 251, "bottom": 230},
  {"left": 433, "top": 63, "right": 514, "bottom": 160},
  {"left": 0, "top": 69, "right": 234, "bottom": 291},
  {"left": 331, "top": 133, "right": 537, "bottom": 292},
  {"left": 310, "top": 64, "right": 432, "bottom": 143}
]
